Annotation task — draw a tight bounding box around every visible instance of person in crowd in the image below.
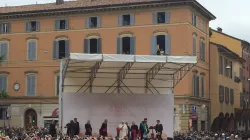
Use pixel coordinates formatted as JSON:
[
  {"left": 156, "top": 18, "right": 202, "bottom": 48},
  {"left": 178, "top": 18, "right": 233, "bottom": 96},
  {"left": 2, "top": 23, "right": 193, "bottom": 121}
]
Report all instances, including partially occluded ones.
[
  {"left": 70, "top": 120, "right": 77, "bottom": 138},
  {"left": 85, "top": 120, "right": 92, "bottom": 136},
  {"left": 125, "top": 122, "right": 130, "bottom": 139},
  {"left": 74, "top": 118, "right": 80, "bottom": 136},
  {"left": 49, "top": 120, "right": 56, "bottom": 138},
  {"left": 139, "top": 118, "right": 149, "bottom": 140},
  {"left": 155, "top": 120, "right": 163, "bottom": 140},
  {"left": 100, "top": 119, "right": 108, "bottom": 137},
  {"left": 118, "top": 121, "right": 128, "bottom": 139},
  {"left": 130, "top": 121, "right": 138, "bottom": 140}
]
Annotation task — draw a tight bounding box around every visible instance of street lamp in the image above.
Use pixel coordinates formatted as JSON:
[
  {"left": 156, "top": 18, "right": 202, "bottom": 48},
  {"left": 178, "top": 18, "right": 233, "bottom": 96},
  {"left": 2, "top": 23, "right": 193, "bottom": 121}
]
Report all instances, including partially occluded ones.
[{"left": 226, "top": 65, "right": 231, "bottom": 69}]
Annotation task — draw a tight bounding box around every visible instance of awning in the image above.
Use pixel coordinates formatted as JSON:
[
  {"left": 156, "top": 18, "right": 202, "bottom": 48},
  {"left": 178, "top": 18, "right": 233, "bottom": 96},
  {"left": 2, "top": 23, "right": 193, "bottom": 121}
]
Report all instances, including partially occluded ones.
[{"left": 61, "top": 53, "right": 197, "bottom": 94}]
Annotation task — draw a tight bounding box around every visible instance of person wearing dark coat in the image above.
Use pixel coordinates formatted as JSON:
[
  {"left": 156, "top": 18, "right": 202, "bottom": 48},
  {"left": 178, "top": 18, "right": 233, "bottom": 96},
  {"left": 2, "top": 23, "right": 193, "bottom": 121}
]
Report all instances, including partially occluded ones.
[
  {"left": 74, "top": 118, "right": 80, "bottom": 135},
  {"left": 100, "top": 119, "right": 108, "bottom": 137},
  {"left": 65, "top": 122, "right": 71, "bottom": 136},
  {"left": 70, "top": 120, "right": 77, "bottom": 138},
  {"left": 49, "top": 120, "right": 57, "bottom": 138},
  {"left": 85, "top": 120, "right": 92, "bottom": 136},
  {"left": 131, "top": 121, "right": 138, "bottom": 140},
  {"left": 155, "top": 120, "right": 163, "bottom": 140}
]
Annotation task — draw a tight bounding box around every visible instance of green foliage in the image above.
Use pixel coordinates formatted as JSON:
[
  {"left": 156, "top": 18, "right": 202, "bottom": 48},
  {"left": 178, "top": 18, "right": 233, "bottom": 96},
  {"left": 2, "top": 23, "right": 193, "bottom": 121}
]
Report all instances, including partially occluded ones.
[{"left": 0, "top": 90, "right": 9, "bottom": 99}]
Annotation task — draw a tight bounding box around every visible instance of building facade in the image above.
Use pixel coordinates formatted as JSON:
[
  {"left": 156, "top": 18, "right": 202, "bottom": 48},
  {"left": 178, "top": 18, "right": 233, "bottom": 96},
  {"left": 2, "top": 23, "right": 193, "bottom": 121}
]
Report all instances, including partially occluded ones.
[
  {"left": 0, "top": 0, "right": 215, "bottom": 130},
  {"left": 210, "top": 28, "right": 245, "bottom": 130}
]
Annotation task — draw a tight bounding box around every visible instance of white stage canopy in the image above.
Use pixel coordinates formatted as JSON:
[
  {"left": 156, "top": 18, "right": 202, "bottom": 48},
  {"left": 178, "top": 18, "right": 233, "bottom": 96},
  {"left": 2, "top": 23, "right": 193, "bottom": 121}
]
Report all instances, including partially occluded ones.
[{"left": 59, "top": 53, "right": 197, "bottom": 136}]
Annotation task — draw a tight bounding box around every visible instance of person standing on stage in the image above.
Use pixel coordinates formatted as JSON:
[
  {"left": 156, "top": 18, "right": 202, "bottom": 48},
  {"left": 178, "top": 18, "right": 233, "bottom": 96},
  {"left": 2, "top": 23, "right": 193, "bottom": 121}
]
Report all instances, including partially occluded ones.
[
  {"left": 100, "top": 119, "right": 108, "bottom": 137},
  {"left": 155, "top": 120, "right": 163, "bottom": 140},
  {"left": 131, "top": 121, "right": 138, "bottom": 140},
  {"left": 139, "top": 118, "right": 149, "bottom": 140},
  {"left": 118, "top": 121, "right": 128, "bottom": 139},
  {"left": 85, "top": 120, "right": 92, "bottom": 136},
  {"left": 74, "top": 118, "right": 80, "bottom": 135},
  {"left": 125, "top": 122, "right": 131, "bottom": 139}
]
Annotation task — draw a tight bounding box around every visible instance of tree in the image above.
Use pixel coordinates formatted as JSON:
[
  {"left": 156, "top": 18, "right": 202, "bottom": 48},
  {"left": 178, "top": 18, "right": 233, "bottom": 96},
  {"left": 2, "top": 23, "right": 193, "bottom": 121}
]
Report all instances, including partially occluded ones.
[{"left": 0, "top": 55, "right": 9, "bottom": 98}]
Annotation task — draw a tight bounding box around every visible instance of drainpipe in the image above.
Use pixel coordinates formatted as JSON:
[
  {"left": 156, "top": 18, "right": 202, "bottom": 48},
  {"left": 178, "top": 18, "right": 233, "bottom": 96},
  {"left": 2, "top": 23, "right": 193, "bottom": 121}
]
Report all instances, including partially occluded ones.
[{"left": 208, "top": 37, "right": 211, "bottom": 130}]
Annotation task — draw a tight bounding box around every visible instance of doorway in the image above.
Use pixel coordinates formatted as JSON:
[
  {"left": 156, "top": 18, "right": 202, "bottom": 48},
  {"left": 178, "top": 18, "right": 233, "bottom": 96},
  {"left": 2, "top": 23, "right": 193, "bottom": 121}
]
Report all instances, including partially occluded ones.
[{"left": 24, "top": 109, "right": 37, "bottom": 128}]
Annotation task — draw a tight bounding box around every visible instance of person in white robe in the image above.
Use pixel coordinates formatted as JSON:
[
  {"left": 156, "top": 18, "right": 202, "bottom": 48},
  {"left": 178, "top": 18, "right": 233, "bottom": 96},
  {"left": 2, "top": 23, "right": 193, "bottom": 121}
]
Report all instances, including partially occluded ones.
[{"left": 118, "top": 121, "right": 128, "bottom": 139}]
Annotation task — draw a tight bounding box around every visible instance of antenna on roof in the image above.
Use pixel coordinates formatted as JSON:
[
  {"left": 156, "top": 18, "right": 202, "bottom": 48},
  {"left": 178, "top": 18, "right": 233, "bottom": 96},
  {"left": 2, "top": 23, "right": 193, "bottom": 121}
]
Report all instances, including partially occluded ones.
[{"left": 36, "top": 1, "right": 38, "bottom": 4}]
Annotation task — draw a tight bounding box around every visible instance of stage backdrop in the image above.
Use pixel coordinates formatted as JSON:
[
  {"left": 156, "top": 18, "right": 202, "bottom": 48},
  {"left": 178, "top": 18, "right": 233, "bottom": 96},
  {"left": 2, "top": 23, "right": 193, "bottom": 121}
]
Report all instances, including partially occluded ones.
[{"left": 62, "top": 93, "right": 174, "bottom": 137}]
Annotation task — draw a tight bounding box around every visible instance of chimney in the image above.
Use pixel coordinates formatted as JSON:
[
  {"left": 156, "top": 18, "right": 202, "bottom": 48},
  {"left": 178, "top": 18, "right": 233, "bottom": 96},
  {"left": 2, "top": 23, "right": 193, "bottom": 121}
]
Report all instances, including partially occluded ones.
[
  {"left": 56, "top": 0, "right": 64, "bottom": 5},
  {"left": 217, "top": 27, "right": 222, "bottom": 33}
]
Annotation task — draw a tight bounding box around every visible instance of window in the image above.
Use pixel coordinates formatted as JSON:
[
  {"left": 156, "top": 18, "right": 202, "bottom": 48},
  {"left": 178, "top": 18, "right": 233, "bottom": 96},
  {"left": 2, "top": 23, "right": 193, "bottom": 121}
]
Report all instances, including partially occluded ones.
[
  {"left": 25, "top": 21, "right": 40, "bottom": 32},
  {"left": 27, "top": 40, "right": 37, "bottom": 60},
  {"left": 0, "top": 42, "right": 8, "bottom": 61},
  {"left": 225, "top": 87, "right": 229, "bottom": 104},
  {"left": 150, "top": 34, "right": 171, "bottom": 55},
  {"left": 200, "top": 20, "right": 204, "bottom": 30},
  {"left": 53, "top": 40, "right": 70, "bottom": 59},
  {"left": 240, "top": 68, "right": 243, "bottom": 80},
  {"left": 230, "top": 89, "right": 234, "bottom": 104},
  {"left": 219, "top": 85, "right": 224, "bottom": 103},
  {"left": 56, "top": 75, "right": 60, "bottom": 96},
  {"left": 153, "top": 12, "right": 170, "bottom": 24},
  {"left": 199, "top": 39, "right": 205, "bottom": 61},
  {"left": 118, "top": 14, "right": 134, "bottom": 26},
  {"left": 0, "top": 23, "right": 10, "bottom": 34},
  {"left": 193, "top": 34, "right": 197, "bottom": 56},
  {"left": 240, "top": 93, "right": 244, "bottom": 108},
  {"left": 224, "top": 58, "right": 228, "bottom": 77},
  {"left": 84, "top": 38, "right": 102, "bottom": 54},
  {"left": 229, "top": 61, "right": 232, "bottom": 78},
  {"left": 192, "top": 74, "right": 199, "bottom": 97},
  {"left": 219, "top": 55, "right": 223, "bottom": 75},
  {"left": 201, "top": 76, "right": 204, "bottom": 98},
  {"left": 192, "top": 13, "right": 197, "bottom": 26},
  {"left": 55, "top": 19, "right": 68, "bottom": 30},
  {"left": 0, "top": 75, "right": 7, "bottom": 92},
  {"left": 117, "top": 36, "right": 135, "bottom": 55},
  {"left": 26, "top": 74, "right": 36, "bottom": 96},
  {"left": 86, "top": 16, "right": 101, "bottom": 28}
]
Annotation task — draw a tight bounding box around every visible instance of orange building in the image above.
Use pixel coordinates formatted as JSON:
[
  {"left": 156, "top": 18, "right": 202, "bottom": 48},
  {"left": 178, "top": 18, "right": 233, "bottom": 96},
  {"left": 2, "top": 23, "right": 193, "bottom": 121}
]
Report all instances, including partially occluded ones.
[{"left": 0, "top": 0, "right": 215, "bottom": 130}]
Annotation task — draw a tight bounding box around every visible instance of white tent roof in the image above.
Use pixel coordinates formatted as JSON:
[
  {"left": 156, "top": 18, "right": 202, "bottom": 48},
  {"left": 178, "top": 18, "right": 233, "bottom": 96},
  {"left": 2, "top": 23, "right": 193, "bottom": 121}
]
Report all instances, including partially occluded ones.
[{"left": 61, "top": 53, "right": 197, "bottom": 94}]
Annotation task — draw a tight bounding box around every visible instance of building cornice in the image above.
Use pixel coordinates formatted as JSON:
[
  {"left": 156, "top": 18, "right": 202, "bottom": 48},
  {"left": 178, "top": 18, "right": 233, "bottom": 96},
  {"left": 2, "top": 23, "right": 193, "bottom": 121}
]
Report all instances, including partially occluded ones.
[{"left": 0, "top": 0, "right": 216, "bottom": 20}]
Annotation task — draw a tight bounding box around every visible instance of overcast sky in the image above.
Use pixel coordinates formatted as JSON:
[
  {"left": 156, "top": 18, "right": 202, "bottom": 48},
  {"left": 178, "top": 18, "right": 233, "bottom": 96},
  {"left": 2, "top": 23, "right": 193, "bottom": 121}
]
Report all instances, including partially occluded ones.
[{"left": 1, "top": 0, "right": 249, "bottom": 42}]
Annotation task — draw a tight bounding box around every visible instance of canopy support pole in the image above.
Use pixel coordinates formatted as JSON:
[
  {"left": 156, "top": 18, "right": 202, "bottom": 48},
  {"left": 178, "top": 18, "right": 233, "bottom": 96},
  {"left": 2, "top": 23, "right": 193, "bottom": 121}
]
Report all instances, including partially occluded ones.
[
  {"left": 90, "top": 62, "right": 102, "bottom": 93},
  {"left": 173, "top": 63, "right": 196, "bottom": 88}
]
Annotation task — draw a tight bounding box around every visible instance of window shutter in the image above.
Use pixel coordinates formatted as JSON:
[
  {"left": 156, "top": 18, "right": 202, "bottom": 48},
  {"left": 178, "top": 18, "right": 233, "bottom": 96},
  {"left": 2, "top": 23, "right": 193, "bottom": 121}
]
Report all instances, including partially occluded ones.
[
  {"left": 57, "top": 76, "right": 60, "bottom": 96},
  {"left": 130, "top": 37, "right": 136, "bottom": 55},
  {"left": 36, "top": 21, "right": 40, "bottom": 31},
  {"left": 202, "top": 42, "right": 205, "bottom": 61},
  {"left": 201, "top": 77, "right": 204, "bottom": 97},
  {"left": 165, "top": 12, "right": 170, "bottom": 23},
  {"left": 25, "top": 21, "right": 30, "bottom": 32},
  {"left": 28, "top": 41, "right": 33, "bottom": 60},
  {"left": 193, "top": 36, "right": 196, "bottom": 56},
  {"left": 7, "top": 23, "right": 11, "bottom": 33},
  {"left": 116, "top": 37, "right": 122, "bottom": 54},
  {"left": 97, "top": 38, "right": 102, "bottom": 54},
  {"left": 130, "top": 14, "right": 135, "bottom": 25},
  {"left": 118, "top": 15, "right": 123, "bottom": 26},
  {"left": 152, "top": 12, "right": 157, "bottom": 24},
  {"left": 30, "top": 75, "right": 36, "bottom": 96},
  {"left": 97, "top": 16, "right": 101, "bottom": 28},
  {"left": 199, "top": 40, "right": 202, "bottom": 60},
  {"left": 1, "top": 43, "right": 8, "bottom": 60},
  {"left": 86, "top": 17, "right": 90, "bottom": 28},
  {"left": 65, "top": 40, "right": 70, "bottom": 57},
  {"left": 165, "top": 34, "right": 171, "bottom": 55},
  {"left": 84, "top": 39, "right": 90, "bottom": 53},
  {"left": 240, "top": 68, "right": 243, "bottom": 80},
  {"left": 55, "top": 19, "right": 60, "bottom": 30},
  {"left": 150, "top": 36, "right": 157, "bottom": 55},
  {"left": 0, "top": 24, "right": 3, "bottom": 33},
  {"left": 196, "top": 75, "right": 199, "bottom": 97},
  {"left": 65, "top": 19, "right": 69, "bottom": 30},
  {"left": 192, "top": 75, "right": 196, "bottom": 96},
  {"left": 53, "top": 41, "right": 59, "bottom": 59},
  {"left": 32, "top": 41, "right": 37, "bottom": 60},
  {"left": 27, "top": 75, "right": 31, "bottom": 96},
  {"left": 0, "top": 76, "right": 7, "bottom": 92}
]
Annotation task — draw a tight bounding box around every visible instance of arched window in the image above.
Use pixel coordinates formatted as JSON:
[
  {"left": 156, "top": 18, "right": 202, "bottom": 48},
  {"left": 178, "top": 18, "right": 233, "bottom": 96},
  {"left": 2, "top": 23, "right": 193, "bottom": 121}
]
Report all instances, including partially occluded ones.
[
  {"left": 27, "top": 39, "right": 37, "bottom": 60},
  {"left": 117, "top": 33, "right": 135, "bottom": 55},
  {"left": 84, "top": 35, "right": 102, "bottom": 54},
  {"left": 26, "top": 73, "right": 37, "bottom": 96},
  {"left": 53, "top": 37, "right": 70, "bottom": 59},
  {"left": 151, "top": 32, "right": 170, "bottom": 55},
  {"left": 200, "top": 38, "right": 205, "bottom": 61},
  {"left": 192, "top": 33, "right": 197, "bottom": 56},
  {"left": 0, "top": 41, "right": 9, "bottom": 61}
]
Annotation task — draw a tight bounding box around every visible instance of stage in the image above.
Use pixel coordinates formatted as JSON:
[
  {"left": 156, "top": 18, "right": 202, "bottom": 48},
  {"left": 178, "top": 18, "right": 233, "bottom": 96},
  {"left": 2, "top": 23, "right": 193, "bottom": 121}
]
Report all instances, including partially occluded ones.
[{"left": 59, "top": 53, "right": 197, "bottom": 138}]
